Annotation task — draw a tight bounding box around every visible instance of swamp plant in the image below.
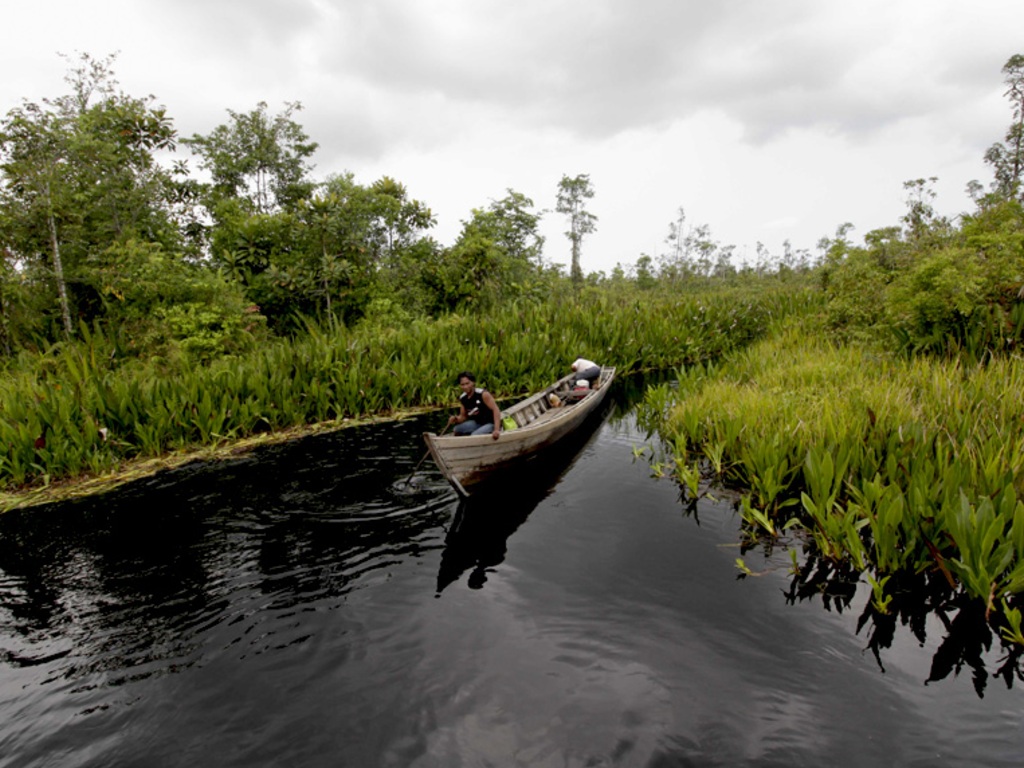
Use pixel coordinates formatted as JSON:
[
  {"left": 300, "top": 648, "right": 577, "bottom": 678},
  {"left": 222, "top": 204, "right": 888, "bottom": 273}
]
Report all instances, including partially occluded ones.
[{"left": 639, "top": 314, "right": 1024, "bottom": 640}]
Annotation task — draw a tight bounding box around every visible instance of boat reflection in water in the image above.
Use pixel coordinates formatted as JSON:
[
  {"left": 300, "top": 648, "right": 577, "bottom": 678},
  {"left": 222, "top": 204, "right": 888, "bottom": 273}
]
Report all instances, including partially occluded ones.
[{"left": 435, "top": 392, "right": 613, "bottom": 595}]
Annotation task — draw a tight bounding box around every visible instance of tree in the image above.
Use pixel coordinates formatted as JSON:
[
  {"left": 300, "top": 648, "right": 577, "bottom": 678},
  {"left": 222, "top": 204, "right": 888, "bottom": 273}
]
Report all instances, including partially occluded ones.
[
  {"left": 0, "top": 104, "right": 76, "bottom": 338},
  {"left": 713, "top": 245, "right": 737, "bottom": 278},
  {"left": 184, "top": 101, "right": 318, "bottom": 216},
  {"left": 984, "top": 54, "right": 1024, "bottom": 199},
  {"left": 660, "top": 207, "right": 698, "bottom": 282},
  {"left": 207, "top": 171, "right": 437, "bottom": 329},
  {"left": 293, "top": 194, "right": 349, "bottom": 318},
  {"left": 0, "top": 52, "right": 178, "bottom": 342},
  {"left": 555, "top": 174, "right": 597, "bottom": 284},
  {"left": 461, "top": 190, "right": 543, "bottom": 280},
  {"left": 665, "top": 206, "right": 687, "bottom": 264},
  {"left": 484, "top": 188, "right": 545, "bottom": 266},
  {"left": 633, "top": 254, "right": 657, "bottom": 290},
  {"left": 901, "top": 177, "right": 951, "bottom": 244},
  {"left": 657, "top": 207, "right": 733, "bottom": 282},
  {"left": 429, "top": 189, "right": 546, "bottom": 309},
  {"left": 365, "top": 176, "right": 435, "bottom": 268}
]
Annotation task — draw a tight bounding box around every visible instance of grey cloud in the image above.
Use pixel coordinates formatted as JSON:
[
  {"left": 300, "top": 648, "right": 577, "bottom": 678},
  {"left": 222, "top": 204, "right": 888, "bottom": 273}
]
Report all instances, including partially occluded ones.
[
  {"left": 127, "top": 0, "right": 1020, "bottom": 166},
  {"left": 152, "top": 0, "right": 322, "bottom": 47},
  {"left": 297, "top": 0, "right": 962, "bottom": 149}
]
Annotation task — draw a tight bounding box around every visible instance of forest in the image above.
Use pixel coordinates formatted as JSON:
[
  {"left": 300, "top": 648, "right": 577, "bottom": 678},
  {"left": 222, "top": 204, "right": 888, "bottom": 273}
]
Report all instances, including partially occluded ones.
[{"left": 2, "top": 52, "right": 1024, "bottom": 647}]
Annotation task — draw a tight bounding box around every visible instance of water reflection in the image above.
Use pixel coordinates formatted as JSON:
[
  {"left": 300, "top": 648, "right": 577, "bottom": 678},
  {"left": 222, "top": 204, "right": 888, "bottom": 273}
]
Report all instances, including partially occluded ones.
[
  {"left": 730, "top": 521, "right": 1024, "bottom": 698},
  {"left": 792, "top": 551, "right": 1024, "bottom": 697},
  {"left": 436, "top": 497, "right": 529, "bottom": 593},
  {"left": 436, "top": 394, "right": 614, "bottom": 594},
  {"left": 0, "top": 418, "right": 456, "bottom": 693}
]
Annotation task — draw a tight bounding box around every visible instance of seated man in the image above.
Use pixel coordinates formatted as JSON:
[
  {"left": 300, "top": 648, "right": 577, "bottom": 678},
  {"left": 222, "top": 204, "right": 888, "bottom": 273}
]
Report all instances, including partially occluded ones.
[{"left": 447, "top": 371, "right": 502, "bottom": 439}]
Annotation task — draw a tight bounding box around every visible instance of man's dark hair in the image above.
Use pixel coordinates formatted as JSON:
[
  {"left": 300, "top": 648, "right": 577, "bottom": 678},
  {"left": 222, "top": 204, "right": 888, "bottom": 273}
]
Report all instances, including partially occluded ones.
[{"left": 455, "top": 371, "right": 476, "bottom": 385}]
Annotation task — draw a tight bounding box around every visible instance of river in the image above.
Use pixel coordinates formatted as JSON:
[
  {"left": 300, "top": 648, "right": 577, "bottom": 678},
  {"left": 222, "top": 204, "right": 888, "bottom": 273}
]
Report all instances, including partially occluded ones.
[{"left": 1, "top": 378, "right": 1022, "bottom": 767}]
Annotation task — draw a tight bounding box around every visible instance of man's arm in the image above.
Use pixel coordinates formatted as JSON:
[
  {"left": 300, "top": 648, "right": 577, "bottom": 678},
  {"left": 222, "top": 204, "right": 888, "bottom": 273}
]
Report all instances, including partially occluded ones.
[{"left": 483, "top": 391, "right": 501, "bottom": 439}]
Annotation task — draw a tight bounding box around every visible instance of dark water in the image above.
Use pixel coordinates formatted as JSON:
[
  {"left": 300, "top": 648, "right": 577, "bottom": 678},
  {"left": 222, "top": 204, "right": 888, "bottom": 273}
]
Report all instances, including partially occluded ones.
[{"left": 1, "top": 382, "right": 1022, "bottom": 767}]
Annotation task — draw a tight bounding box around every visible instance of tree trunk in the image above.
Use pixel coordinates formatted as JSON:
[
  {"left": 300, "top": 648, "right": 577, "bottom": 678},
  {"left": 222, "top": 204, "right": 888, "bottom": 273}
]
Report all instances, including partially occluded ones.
[
  {"left": 46, "top": 198, "right": 74, "bottom": 340},
  {"left": 0, "top": 282, "right": 11, "bottom": 357},
  {"left": 570, "top": 235, "right": 582, "bottom": 285},
  {"left": 322, "top": 242, "right": 332, "bottom": 317}
]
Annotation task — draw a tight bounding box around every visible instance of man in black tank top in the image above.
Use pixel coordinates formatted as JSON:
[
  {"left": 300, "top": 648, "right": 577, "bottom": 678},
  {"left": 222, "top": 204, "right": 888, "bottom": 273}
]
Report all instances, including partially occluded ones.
[{"left": 448, "top": 371, "right": 502, "bottom": 439}]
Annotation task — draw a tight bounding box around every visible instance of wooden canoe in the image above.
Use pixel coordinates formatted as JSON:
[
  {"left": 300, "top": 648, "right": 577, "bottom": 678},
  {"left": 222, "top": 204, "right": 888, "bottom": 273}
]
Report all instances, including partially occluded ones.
[{"left": 423, "top": 366, "right": 616, "bottom": 497}]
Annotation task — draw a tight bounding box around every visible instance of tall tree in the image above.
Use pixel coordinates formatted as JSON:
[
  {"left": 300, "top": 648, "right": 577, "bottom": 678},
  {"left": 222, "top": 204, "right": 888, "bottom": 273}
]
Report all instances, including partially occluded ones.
[
  {"left": 984, "top": 54, "right": 1024, "bottom": 199},
  {"left": 484, "top": 188, "right": 545, "bottom": 265},
  {"left": 660, "top": 206, "right": 694, "bottom": 282},
  {"left": 184, "top": 101, "right": 318, "bottom": 216},
  {"left": 294, "top": 194, "right": 347, "bottom": 318},
  {"left": 0, "top": 52, "right": 177, "bottom": 341},
  {"left": 556, "top": 174, "right": 597, "bottom": 284},
  {"left": 0, "top": 104, "right": 76, "bottom": 337},
  {"left": 665, "top": 206, "right": 687, "bottom": 264}
]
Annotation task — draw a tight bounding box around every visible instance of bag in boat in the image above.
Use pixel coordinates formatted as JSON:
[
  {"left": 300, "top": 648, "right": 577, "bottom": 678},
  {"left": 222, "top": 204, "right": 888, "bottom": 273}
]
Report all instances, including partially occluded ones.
[{"left": 502, "top": 416, "right": 517, "bottom": 431}]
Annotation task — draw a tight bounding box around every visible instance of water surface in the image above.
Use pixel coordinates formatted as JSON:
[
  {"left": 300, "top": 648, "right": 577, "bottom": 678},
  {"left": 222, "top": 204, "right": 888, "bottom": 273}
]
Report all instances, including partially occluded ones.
[{"left": 1, "top": 385, "right": 1022, "bottom": 767}]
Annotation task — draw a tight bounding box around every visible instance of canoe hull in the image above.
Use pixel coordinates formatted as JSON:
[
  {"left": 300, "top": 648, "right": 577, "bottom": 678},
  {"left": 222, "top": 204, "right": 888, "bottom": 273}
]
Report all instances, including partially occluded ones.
[{"left": 424, "top": 367, "right": 615, "bottom": 497}]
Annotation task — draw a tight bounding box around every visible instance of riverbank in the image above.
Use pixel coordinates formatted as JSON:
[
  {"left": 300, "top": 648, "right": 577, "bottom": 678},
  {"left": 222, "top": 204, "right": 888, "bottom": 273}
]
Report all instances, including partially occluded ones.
[{"left": 0, "top": 409, "right": 438, "bottom": 512}]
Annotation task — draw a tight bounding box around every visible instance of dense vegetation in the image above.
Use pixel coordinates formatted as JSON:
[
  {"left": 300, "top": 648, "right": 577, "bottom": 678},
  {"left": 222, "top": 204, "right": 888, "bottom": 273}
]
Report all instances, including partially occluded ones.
[
  {"left": 0, "top": 54, "right": 817, "bottom": 361},
  {"left": 0, "top": 54, "right": 549, "bottom": 359},
  {"left": 0, "top": 284, "right": 807, "bottom": 495}
]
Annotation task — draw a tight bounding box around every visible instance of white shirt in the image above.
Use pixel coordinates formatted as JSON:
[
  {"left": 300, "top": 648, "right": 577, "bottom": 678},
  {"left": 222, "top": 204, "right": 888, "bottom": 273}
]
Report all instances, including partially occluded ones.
[{"left": 572, "top": 358, "right": 598, "bottom": 371}]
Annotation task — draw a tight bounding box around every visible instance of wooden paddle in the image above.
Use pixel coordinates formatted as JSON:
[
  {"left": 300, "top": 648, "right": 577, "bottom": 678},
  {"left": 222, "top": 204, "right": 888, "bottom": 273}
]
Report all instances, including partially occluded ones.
[{"left": 403, "top": 421, "right": 450, "bottom": 486}]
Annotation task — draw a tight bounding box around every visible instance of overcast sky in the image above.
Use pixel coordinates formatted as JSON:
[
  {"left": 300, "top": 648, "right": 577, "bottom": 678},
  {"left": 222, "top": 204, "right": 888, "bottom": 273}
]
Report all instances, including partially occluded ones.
[{"left": 4, "top": 0, "right": 1022, "bottom": 273}]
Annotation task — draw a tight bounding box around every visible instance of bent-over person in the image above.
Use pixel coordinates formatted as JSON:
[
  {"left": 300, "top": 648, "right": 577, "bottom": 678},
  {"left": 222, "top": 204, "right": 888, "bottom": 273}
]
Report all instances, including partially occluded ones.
[{"left": 571, "top": 357, "right": 601, "bottom": 387}]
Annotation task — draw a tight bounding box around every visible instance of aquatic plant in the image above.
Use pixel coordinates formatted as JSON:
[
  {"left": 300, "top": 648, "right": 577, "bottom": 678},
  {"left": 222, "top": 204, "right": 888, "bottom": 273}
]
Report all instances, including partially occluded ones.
[{"left": 643, "top": 313, "right": 1024, "bottom": 629}]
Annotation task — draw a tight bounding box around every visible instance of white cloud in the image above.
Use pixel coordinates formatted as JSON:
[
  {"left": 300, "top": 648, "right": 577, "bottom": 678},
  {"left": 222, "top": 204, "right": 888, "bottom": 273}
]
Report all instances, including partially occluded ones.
[{"left": 3, "top": 0, "right": 1023, "bottom": 273}]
